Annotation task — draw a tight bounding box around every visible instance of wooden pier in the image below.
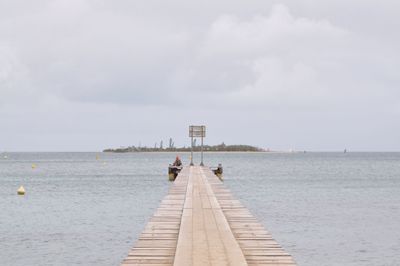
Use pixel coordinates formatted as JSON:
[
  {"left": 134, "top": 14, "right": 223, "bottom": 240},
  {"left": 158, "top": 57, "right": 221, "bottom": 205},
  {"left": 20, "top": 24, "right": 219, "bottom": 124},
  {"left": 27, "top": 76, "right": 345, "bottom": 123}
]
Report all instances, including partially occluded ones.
[{"left": 122, "top": 166, "right": 296, "bottom": 266}]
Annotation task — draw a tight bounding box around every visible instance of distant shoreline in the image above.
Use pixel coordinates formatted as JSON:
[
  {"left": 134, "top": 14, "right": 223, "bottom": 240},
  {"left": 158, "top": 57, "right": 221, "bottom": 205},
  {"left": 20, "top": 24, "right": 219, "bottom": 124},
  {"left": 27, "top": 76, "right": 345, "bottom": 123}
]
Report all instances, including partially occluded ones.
[
  {"left": 102, "top": 150, "right": 270, "bottom": 153},
  {"left": 103, "top": 143, "right": 265, "bottom": 153}
]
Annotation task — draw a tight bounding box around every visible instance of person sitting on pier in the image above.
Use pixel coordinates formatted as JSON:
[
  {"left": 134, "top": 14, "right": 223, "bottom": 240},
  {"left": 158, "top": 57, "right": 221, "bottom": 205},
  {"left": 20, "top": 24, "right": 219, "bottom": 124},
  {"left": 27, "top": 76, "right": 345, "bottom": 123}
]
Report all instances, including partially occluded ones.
[{"left": 173, "top": 156, "right": 182, "bottom": 167}]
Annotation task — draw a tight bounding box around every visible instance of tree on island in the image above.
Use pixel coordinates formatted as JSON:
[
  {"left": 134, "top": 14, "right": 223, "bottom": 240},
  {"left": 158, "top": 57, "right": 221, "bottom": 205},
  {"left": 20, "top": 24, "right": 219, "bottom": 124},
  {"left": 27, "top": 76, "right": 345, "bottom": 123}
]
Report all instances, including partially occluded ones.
[{"left": 103, "top": 142, "right": 264, "bottom": 153}]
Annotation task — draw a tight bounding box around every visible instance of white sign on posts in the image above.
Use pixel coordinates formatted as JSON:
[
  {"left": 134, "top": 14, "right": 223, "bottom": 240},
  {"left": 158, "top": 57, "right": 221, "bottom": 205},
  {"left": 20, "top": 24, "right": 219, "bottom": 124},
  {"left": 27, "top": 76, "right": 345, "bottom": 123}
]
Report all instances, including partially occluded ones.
[
  {"left": 189, "top": 125, "right": 206, "bottom": 166},
  {"left": 189, "top": 125, "right": 206, "bottom": 138}
]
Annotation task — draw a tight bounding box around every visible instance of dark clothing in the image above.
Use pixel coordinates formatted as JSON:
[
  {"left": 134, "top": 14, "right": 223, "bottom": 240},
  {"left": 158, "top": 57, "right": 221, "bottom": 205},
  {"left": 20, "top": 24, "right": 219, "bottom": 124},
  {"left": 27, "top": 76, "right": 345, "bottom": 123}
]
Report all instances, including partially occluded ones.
[{"left": 173, "top": 159, "right": 182, "bottom": 166}]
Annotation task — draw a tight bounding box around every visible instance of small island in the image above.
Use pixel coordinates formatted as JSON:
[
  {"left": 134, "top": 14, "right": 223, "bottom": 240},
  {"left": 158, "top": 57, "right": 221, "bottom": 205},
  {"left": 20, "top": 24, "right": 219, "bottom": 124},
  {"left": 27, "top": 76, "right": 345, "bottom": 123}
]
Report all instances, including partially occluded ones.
[{"left": 103, "top": 142, "right": 264, "bottom": 153}]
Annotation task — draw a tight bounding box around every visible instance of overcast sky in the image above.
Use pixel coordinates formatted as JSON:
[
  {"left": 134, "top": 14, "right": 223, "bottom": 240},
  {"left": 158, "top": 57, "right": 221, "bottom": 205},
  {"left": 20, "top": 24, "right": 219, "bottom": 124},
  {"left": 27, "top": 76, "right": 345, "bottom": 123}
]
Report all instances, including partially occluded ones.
[{"left": 1, "top": 0, "right": 399, "bottom": 151}]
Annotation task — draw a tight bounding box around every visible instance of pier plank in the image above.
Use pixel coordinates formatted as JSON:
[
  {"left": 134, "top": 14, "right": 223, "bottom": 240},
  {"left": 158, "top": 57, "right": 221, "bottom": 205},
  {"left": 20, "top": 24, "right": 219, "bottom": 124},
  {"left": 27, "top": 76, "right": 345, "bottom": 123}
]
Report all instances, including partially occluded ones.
[{"left": 121, "top": 166, "right": 296, "bottom": 266}]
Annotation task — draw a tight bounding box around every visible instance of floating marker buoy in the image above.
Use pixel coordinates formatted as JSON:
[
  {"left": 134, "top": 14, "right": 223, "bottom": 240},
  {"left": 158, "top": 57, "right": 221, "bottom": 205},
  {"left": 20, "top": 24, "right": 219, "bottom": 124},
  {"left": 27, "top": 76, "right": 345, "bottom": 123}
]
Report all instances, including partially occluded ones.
[
  {"left": 17, "top": 186, "right": 25, "bottom": 195},
  {"left": 31, "top": 163, "right": 36, "bottom": 169},
  {"left": 96, "top": 155, "right": 99, "bottom": 160}
]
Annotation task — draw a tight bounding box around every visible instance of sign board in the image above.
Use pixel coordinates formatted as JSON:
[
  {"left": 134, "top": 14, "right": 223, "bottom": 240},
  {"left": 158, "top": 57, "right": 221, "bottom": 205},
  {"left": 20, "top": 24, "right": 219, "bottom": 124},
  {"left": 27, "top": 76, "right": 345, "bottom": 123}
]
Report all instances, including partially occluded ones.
[{"left": 189, "top": 125, "right": 206, "bottom": 138}]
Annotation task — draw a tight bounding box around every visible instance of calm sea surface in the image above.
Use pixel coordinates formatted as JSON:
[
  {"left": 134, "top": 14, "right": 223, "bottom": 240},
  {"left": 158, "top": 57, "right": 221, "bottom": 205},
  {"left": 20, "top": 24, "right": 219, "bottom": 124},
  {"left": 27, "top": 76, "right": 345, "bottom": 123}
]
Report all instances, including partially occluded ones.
[{"left": 0, "top": 152, "right": 399, "bottom": 266}]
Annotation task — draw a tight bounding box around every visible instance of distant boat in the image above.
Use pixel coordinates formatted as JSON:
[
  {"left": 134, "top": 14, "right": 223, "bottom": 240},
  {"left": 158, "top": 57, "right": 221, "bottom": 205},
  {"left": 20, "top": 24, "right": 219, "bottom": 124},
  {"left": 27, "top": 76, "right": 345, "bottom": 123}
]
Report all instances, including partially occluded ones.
[{"left": 344, "top": 149, "right": 347, "bottom": 153}]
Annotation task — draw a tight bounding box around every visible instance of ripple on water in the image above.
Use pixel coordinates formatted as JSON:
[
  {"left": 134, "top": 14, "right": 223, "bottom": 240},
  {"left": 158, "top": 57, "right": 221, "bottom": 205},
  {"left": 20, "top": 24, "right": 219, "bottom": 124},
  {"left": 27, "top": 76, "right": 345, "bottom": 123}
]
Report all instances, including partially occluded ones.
[{"left": 1, "top": 152, "right": 400, "bottom": 266}]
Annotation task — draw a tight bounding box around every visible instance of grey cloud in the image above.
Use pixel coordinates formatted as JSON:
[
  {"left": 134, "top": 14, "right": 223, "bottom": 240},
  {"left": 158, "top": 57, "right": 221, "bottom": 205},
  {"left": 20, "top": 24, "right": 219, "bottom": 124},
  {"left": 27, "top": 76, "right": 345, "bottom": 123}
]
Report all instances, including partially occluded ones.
[{"left": 0, "top": 1, "right": 399, "bottom": 151}]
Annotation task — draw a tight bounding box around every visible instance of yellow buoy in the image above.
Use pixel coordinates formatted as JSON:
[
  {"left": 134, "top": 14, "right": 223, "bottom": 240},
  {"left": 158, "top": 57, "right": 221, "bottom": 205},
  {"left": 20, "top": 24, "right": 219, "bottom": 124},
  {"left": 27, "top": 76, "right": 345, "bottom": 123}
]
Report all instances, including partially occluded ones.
[
  {"left": 96, "top": 155, "right": 99, "bottom": 160},
  {"left": 17, "top": 186, "right": 25, "bottom": 195},
  {"left": 31, "top": 163, "right": 36, "bottom": 169}
]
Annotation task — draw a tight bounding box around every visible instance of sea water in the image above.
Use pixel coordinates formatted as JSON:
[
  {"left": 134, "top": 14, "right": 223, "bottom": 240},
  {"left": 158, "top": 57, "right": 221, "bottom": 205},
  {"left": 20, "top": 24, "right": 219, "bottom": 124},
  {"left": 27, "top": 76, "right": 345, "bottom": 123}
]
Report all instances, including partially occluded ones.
[{"left": 0, "top": 152, "right": 399, "bottom": 266}]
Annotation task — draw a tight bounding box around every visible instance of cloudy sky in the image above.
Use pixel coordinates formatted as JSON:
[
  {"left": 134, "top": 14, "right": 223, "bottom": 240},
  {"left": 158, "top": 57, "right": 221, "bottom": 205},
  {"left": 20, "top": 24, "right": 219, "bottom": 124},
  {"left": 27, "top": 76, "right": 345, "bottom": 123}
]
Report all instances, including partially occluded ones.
[{"left": 1, "top": 0, "right": 399, "bottom": 151}]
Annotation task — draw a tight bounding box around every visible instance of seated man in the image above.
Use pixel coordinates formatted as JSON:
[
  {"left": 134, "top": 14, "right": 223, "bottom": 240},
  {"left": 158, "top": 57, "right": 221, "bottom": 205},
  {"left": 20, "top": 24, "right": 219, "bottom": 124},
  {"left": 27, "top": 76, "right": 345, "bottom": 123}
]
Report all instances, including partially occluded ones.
[{"left": 173, "top": 156, "right": 182, "bottom": 166}]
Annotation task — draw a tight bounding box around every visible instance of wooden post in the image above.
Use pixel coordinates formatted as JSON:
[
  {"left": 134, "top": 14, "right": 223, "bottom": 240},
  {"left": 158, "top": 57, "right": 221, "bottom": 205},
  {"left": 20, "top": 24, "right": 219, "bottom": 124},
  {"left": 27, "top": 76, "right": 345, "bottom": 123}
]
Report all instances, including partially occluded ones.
[
  {"left": 190, "top": 136, "right": 194, "bottom": 166},
  {"left": 200, "top": 136, "right": 204, "bottom": 166}
]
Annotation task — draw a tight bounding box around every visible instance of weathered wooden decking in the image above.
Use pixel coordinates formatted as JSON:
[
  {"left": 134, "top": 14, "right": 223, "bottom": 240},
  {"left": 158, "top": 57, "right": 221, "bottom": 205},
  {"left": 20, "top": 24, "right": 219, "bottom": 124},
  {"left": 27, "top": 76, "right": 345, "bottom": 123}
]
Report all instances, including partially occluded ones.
[{"left": 122, "top": 166, "right": 296, "bottom": 266}]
